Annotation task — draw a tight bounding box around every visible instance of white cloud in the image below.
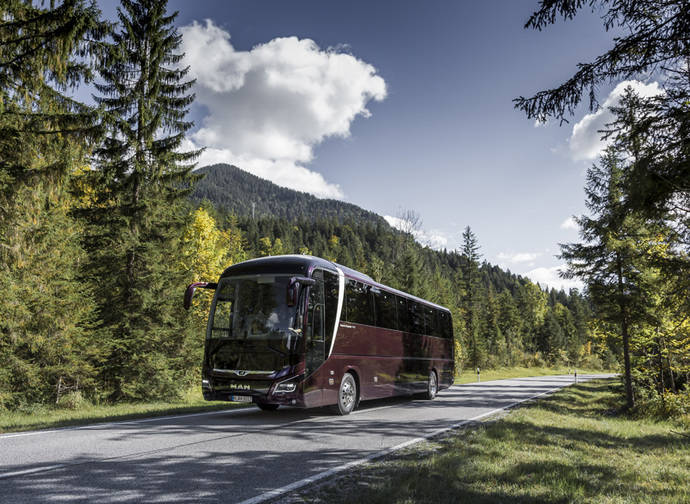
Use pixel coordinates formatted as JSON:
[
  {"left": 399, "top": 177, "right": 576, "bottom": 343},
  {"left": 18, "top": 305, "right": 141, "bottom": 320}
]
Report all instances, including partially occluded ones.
[
  {"left": 497, "top": 251, "right": 541, "bottom": 263},
  {"left": 181, "top": 20, "right": 387, "bottom": 199},
  {"left": 384, "top": 215, "right": 449, "bottom": 250},
  {"left": 560, "top": 216, "right": 578, "bottom": 230},
  {"left": 569, "top": 80, "right": 662, "bottom": 161},
  {"left": 524, "top": 265, "right": 583, "bottom": 291}
]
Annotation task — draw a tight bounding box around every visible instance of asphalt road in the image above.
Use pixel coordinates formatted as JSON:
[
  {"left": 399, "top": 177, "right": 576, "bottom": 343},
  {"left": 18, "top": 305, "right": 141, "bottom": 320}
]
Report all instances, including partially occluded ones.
[{"left": 0, "top": 374, "right": 613, "bottom": 503}]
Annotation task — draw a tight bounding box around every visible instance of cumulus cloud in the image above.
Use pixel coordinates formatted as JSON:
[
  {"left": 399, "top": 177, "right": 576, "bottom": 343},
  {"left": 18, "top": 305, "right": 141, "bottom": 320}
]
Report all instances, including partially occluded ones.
[
  {"left": 560, "top": 216, "right": 578, "bottom": 230},
  {"left": 181, "top": 20, "right": 387, "bottom": 199},
  {"left": 569, "top": 80, "right": 662, "bottom": 161},
  {"left": 524, "top": 265, "right": 583, "bottom": 291},
  {"left": 383, "top": 215, "right": 449, "bottom": 250},
  {"left": 497, "top": 251, "right": 541, "bottom": 263}
]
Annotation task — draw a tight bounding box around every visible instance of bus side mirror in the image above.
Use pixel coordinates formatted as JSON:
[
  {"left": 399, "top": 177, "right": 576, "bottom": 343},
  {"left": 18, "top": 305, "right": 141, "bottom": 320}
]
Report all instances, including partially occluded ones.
[
  {"left": 184, "top": 282, "right": 217, "bottom": 310},
  {"left": 287, "top": 276, "right": 315, "bottom": 307}
]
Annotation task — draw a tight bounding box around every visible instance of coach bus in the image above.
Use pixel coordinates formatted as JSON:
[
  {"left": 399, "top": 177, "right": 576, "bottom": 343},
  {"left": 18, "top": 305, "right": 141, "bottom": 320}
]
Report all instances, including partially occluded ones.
[{"left": 184, "top": 255, "right": 454, "bottom": 415}]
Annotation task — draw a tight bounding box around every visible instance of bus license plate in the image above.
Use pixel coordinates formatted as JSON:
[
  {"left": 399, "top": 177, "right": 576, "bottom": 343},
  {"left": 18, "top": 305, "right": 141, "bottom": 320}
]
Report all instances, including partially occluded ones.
[{"left": 230, "top": 395, "right": 252, "bottom": 403}]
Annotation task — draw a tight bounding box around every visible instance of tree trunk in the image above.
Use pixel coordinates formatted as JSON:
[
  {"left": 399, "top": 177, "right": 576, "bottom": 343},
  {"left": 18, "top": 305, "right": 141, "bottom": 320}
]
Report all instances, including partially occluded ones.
[
  {"left": 617, "top": 253, "right": 634, "bottom": 409},
  {"left": 661, "top": 333, "right": 676, "bottom": 393}
]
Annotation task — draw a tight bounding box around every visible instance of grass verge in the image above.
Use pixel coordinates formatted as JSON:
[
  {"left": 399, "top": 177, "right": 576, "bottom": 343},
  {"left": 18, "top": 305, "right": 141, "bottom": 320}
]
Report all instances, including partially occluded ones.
[
  {"left": 455, "top": 366, "right": 613, "bottom": 384},
  {"left": 288, "top": 379, "right": 690, "bottom": 504},
  {"left": 0, "top": 388, "right": 246, "bottom": 434}
]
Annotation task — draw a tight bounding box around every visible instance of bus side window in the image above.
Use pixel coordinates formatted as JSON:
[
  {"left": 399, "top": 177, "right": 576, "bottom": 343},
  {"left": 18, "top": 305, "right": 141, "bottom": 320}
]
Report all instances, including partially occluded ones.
[
  {"left": 426, "top": 307, "right": 441, "bottom": 337},
  {"left": 409, "top": 301, "right": 424, "bottom": 335},
  {"left": 374, "top": 288, "right": 397, "bottom": 330},
  {"left": 439, "top": 311, "right": 452, "bottom": 339},
  {"left": 309, "top": 271, "right": 325, "bottom": 342},
  {"left": 323, "top": 270, "right": 339, "bottom": 352},
  {"left": 344, "top": 279, "right": 356, "bottom": 323},
  {"left": 396, "top": 296, "right": 410, "bottom": 333},
  {"left": 422, "top": 306, "right": 431, "bottom": 335},
  {"left": 345, "top": 280, "right": 374, "bottom": 326}
]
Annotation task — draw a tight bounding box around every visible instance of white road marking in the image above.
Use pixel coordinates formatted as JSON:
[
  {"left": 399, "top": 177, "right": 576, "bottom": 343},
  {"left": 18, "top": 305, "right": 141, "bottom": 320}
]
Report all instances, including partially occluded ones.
[
  {"left": 0, "top": 464, "right": 65, "bottom": 479},
  {"left": 0, "top": 407, "right": 250, "bottom": 440},
  {"left": 236, "top": 382, "right": 573, "bottom": 504}
]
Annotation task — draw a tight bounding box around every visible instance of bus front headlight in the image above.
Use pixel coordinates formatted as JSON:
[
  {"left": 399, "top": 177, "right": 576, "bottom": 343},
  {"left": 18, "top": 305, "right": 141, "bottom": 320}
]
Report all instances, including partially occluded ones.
[{"left": 274, "top": 381, "right": 297, "bottom": 394}]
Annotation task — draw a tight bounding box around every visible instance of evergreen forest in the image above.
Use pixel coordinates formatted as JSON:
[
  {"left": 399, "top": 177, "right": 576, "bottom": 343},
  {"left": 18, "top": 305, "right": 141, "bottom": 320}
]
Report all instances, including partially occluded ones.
[{"left": 0, "top": 0, "right": 688, "bottom": 419}]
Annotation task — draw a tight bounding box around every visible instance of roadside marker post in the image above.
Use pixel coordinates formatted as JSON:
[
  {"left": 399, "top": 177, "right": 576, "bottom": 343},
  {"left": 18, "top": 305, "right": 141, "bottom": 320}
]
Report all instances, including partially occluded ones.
[{"left": 477, "top": 368, "right": 480, "bottom": 382}]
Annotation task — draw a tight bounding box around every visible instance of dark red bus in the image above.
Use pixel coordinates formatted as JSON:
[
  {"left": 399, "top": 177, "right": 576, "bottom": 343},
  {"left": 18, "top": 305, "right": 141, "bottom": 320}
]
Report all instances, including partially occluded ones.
[{"left": 184, "top": 255, "right": 454, "bottom": 415}]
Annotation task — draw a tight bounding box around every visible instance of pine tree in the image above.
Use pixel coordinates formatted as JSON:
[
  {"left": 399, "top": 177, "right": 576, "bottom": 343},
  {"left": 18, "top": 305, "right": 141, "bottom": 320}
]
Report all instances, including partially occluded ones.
[
  {"left": 393, "top": 244, "right": 425, "bottom": 297},
  {"left": 459, "top": 226, "right": 485, "bottom": 368},
  {"left": 560, "top": 146, "right": 656, "bottom": 408},
  {"left": 0, "top": 1, "right": 107, "bottom": 407},
  {"left": 85, "top": 0, "right": 200, "bottom": 400},
  {"left": 516, "top": 0, "right": 690, "bottom": 323}
]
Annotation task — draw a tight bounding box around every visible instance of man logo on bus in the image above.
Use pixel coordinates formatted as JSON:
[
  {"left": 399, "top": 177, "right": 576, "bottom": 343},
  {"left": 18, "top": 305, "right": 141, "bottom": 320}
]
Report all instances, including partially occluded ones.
[{"left": 231, "top": 370, "right": 249, "bottom": 376}]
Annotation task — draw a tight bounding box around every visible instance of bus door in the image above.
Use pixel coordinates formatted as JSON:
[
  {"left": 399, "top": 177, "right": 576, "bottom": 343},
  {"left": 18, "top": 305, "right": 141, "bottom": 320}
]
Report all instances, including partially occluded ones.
[{"left": 305, "top": 270, "right": 325, "bottom": 377}]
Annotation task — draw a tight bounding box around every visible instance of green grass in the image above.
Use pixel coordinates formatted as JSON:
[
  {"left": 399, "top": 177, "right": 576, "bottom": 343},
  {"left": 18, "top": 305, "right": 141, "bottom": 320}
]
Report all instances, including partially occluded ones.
[
  {"left": 296, "top": 379, "right": 690, "bottom": 504},
  {"left": 455, "top": 366, "right": 613, "bottom": 384},
  {"left": 0, "top": 388, "right": 247, "bottom": 434}
]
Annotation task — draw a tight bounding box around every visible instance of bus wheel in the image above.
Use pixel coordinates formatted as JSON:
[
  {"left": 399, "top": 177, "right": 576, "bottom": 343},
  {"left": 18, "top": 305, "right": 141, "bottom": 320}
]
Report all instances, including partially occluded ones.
[
  {"left": 423, "top": 370, "right": 438, "bottom": 400},
  {"left": 335, "top": 373, "right": 358, "bottom": 415},
  {"left": 256, "top": 402, "right": 279, "bottom": 411}
]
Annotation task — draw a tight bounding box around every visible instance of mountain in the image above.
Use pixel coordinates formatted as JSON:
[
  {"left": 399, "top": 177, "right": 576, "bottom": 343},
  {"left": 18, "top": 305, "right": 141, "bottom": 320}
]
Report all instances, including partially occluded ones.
[{"left": 191, "top": 164, "right": 387, "bottom": 226}]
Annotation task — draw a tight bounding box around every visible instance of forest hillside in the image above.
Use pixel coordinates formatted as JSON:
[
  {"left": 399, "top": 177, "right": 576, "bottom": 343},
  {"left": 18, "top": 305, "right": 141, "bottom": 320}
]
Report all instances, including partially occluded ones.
[{"left": 191, "top": 164, "right": 387, "bottom": 225}]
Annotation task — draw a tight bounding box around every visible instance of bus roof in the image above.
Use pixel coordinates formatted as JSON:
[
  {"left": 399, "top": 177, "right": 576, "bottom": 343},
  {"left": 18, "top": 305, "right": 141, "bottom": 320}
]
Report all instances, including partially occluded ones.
[{"left": 220, "top": 255, "right": 450, "bottom": 313}]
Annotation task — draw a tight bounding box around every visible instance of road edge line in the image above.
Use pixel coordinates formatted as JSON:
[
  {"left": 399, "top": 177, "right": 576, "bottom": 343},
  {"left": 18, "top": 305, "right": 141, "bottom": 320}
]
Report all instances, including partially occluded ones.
[
  {"left": 0, "top": 407, "right": 251, "bottom": 440},
  {"left": 236, "top": 381, "right": 584, "bottom": 504}
]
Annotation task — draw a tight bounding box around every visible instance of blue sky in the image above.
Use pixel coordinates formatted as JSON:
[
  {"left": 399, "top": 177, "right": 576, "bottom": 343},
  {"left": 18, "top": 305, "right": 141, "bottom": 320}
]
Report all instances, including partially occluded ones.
[{"left": 99, "top": 0, "right": 662, "bottom": 289}]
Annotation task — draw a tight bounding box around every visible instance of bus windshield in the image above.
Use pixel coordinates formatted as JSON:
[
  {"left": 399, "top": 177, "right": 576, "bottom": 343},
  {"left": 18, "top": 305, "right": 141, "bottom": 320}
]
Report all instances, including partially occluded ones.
[{"left": 207, "top": 275, "right": 299, "bottom": 341}]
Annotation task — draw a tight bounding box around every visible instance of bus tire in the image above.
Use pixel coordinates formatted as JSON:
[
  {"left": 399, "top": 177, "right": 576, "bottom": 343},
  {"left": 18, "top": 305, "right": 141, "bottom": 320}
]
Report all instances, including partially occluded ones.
[
  {"left": 423, "top": 370, "right": 438, "bottom": 400},
  {"left": 334, "top": 372, "right": 358, "bottom": 415},
  {"left": 256, "top": 402, "right": 279, "bottom": 411}
]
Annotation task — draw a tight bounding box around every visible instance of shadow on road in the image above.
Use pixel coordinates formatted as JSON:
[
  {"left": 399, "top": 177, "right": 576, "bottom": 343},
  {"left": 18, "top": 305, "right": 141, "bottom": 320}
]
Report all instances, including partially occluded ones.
[{"left": 0, "top": 376, "right": 613, "bottom": 503}]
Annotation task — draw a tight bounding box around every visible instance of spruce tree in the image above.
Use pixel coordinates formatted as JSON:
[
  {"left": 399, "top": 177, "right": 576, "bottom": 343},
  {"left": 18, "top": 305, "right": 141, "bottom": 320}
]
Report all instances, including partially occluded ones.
[
  {"left": 560, "top": 146, "right": 655, "bottom": 408},
  {"left": 0, "top": 1, "right": 107, "bottom": 407},
  {"left": 459, "top": 226, "right": 485, "bottom": 368},
  {"left": 86, "top": 0, "right": 199, "bottom": 400},
  {"left": 393, "top": 242, "right": 424, "bottom": 297},
  {"left": 516, "top": 0, "right": 690, "bottom": 320}
]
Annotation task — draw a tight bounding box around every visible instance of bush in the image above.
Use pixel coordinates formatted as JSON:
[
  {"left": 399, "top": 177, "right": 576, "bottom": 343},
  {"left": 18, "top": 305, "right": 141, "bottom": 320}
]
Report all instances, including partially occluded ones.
[
  {"left": 579, "top": 354, "right": 604, "bottom": 371},
  {"left": 523, "top": 352, "right": 546, "bottom": 368},
  {"left": 634, "top": 388, "right": 690, "bottom": 421},
  {"left": 56, "top": 390, "right": 90, "bottom": 410}
]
